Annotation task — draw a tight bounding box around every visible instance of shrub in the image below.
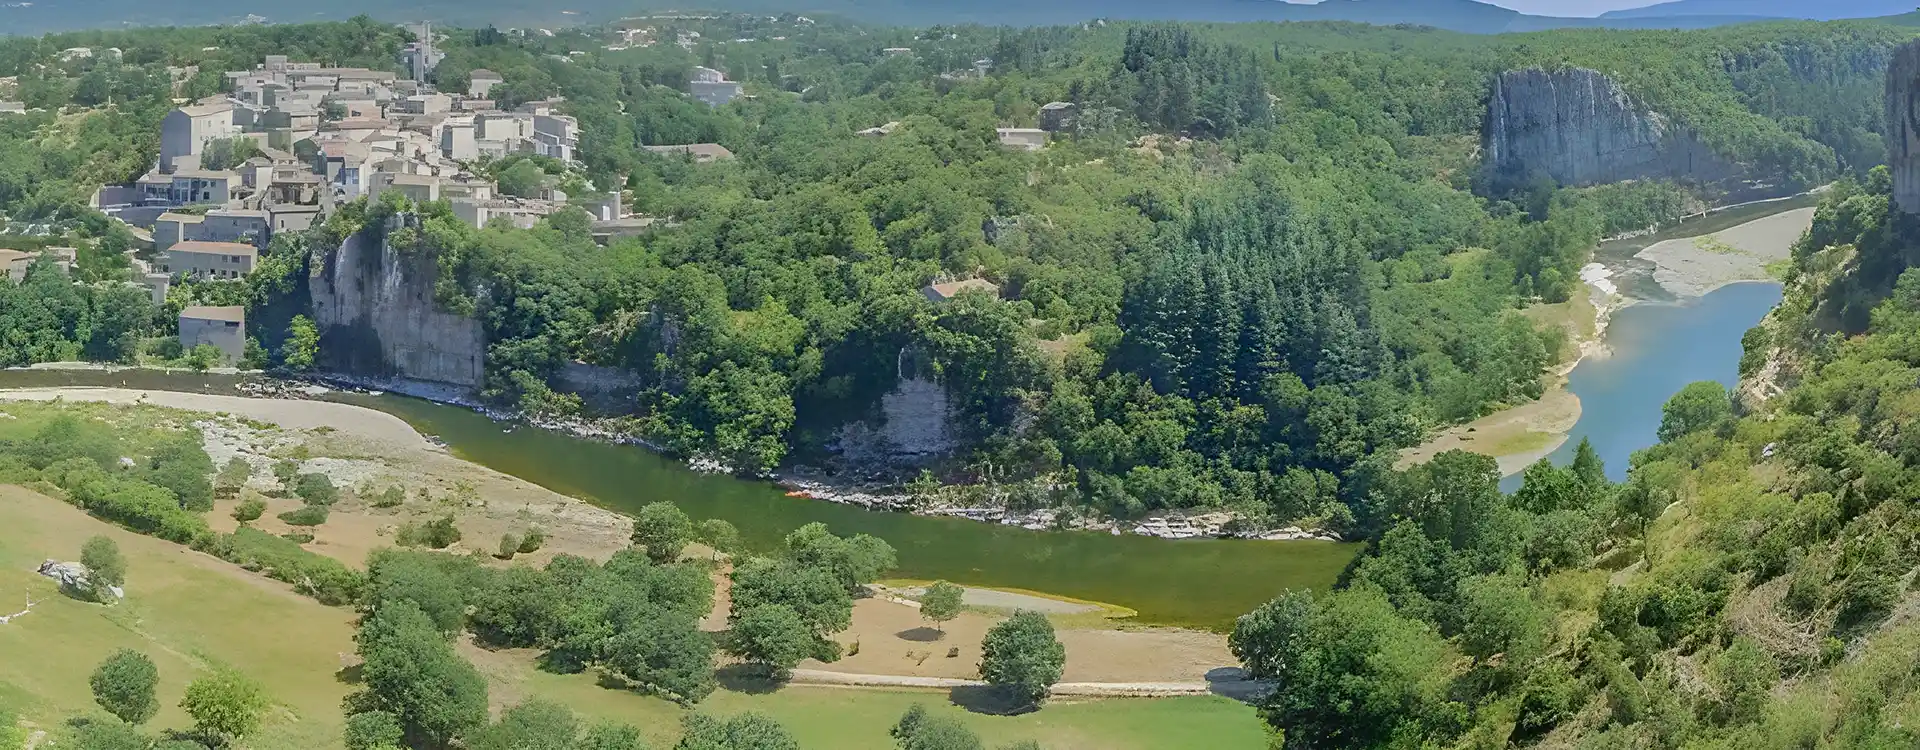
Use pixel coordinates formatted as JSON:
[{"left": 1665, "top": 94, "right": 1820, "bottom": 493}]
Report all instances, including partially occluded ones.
[
  {"left": 218, "top": 527, "right": 366, "bottom": 605},
  {"left": 278, "top": 505, "right": 329, "bottom": 527},
  {"left": 372, "top": 486, "right": 406, "bottom": 508},
  {"left": 283, "top": 531, "right": 315, "bottom": 544},
  {"left": 80, "top": 535, "right": 126, "bottom": 601},
  {"left": 232, "top": 497, "right": 266, "bottom": 522},
  {"left": 397, "top": 515, "right": 462, "bottom": 549},
  {"left": 272, "top": 459, "right": 300, "bottom": 491},
  {"left": 214, "top": 458, "right": 251, "bottom": 499},
  {"left": 294, "top": 473, "right": 338, "bottom": 506},
  {"left": 517, "top": 527, "right": 545, "bottom": 553},
  {"left": 65, "top": 474, "right": 213, "bottom": 546},
  {"left": 497, "top": 534, "right": 520, "bottom": 560}
]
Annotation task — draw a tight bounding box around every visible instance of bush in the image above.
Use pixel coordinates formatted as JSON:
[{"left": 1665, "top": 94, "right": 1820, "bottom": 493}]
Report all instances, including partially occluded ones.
[
  {"left": 233, "top": 497, "right": 265, "bottom": 522},
  {"left": 294, "top": 473, "right": 338, "bottom": 506},
  {"left": 278, "top": 505, "right": 329, "bottom": 527},
  {"left": 397, "top": 515, "right": 462, "bottom": 549},
  {"left": 372, "top": 486, "right": 406, "bottom": 508},
  {"left": 214, "top": 457, "right": 251, "bottom": 499},
  {"left": 65, "top": 474, "right": 212, "bottom": 547},
  {"left": 283, "top": 531, "right": 316, "bottom": 543},
  {"left": 272, "top": 459, "right": 300, "bottom": 491},
  {"left": 219, "top": 527, "right": 365, "bottom": 605},
  {"left": 497, "top": 534, "right": 520, "bottom": 560},
  {"left": 80, "top": 535, "right": 126, "bottom": 599},
  {"left": 517, "top": 527, "right": 545, "bottom": 554}
]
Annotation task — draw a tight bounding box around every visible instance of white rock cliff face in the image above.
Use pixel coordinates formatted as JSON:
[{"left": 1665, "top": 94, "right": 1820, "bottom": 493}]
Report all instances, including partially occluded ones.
[
  {"left": 1485, "top": 67, "right": 1736, "bottom": 187},
  {"left": 1887, "top": 41, "right": 1920, "bottom": 215},
  {"left": 309, "top": 217, "right": 486, "bottom": 389}
]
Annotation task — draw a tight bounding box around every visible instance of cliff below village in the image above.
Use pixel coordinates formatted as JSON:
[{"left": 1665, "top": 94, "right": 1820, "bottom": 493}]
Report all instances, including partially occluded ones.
[
  {"left": 1484, "top": 67, "right": 1739, "bottom": 188},
  {"left": 308, "top": 216, "right": 487, "bottom": 389}
]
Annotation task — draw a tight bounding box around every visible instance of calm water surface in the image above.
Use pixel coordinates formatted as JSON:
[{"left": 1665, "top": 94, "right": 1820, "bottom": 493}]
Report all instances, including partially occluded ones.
[
  {"left": 1501, "top": 282, "right": 1783, "bottom": 491},
  {"left": 0, "top": 368, "right": 1357, "bottom": 629}
]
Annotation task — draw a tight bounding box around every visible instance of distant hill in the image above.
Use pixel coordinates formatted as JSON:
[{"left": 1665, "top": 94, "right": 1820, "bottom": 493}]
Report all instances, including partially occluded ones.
[
  {"left": 1600, "top": 0, "right": 1919, "bottom": 20},
  {"left": 0, "top": 0, "right": 1804, "bottom": 36}
]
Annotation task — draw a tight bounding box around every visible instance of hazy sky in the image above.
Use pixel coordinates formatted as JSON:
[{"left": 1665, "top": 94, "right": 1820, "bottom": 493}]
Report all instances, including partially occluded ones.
[
  {"left": 1283, "top": 0, "right": 1667, "bottom": 17},
  {"left": 1481, "top": 0, "right": 1665, "bottom": 15}
]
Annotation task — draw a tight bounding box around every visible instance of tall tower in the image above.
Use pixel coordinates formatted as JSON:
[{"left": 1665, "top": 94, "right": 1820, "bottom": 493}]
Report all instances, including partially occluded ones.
[{"left": 415, "top": 21, "right": 433, "bottom": 83}]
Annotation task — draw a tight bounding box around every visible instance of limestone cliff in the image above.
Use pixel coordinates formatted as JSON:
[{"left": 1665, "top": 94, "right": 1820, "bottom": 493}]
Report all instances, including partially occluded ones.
[
  {"left": 1484, "top": 67, "right": 1736, "bottom": 188},
  {"left": 309, "top": 215, "right": 486, "bottom": 389},
  {"left": 1887, "top": 41, "right": 1920, "bottom": 215}
]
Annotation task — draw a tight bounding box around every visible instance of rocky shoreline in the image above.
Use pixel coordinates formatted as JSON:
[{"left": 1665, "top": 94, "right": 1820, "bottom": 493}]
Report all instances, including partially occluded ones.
[{"left": 293, "top": 373, "right": 1347, "bottom": 543}]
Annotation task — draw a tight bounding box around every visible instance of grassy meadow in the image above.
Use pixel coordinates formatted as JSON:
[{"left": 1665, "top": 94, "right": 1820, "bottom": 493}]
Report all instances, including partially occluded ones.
[{"left": 0, "top": 397, "right": 1270, "bottom": 749}]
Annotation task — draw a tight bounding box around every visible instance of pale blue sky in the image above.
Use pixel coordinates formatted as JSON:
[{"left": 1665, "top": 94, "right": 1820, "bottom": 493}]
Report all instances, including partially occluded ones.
[
  {"left": 1282, "top": 0, "right": 1665, "bottom": 17},
  {"left": 1482, "top": 0, "right": 1664, "bottom": 15}
]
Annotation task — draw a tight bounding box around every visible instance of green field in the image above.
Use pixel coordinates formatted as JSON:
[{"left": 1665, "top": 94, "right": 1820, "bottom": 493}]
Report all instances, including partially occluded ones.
[{"left": 0, "top": 485, "right": 1267, "bottom": 748}]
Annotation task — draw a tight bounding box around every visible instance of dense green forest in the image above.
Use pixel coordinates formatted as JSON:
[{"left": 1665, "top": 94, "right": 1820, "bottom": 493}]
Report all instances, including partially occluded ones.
[
  {"left": 1220, "top": 170, "right": 1920, "bottom": 749},
  {"left": 3, "top": 14, "right": 1918, "bottom": 535}
]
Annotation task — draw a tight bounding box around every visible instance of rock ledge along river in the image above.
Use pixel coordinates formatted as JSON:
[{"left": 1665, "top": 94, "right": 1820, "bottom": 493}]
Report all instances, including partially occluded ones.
[{"left": 0, "top": 367, "right": 1357, "bottom": 630}]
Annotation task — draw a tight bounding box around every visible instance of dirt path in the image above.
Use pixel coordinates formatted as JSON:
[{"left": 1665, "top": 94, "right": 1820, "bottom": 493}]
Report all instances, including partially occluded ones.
[{"left": 786, "top": 669, "right": 1267, "bottom": 700}]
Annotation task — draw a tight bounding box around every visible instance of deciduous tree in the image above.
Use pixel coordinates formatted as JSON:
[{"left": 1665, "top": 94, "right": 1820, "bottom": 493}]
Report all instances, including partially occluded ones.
[
  {"left": 978, "top": 610, "right": 1064, "bottom": 707},
  {"left": 89, "top": 649, "right": 158, "bottom": 725}
]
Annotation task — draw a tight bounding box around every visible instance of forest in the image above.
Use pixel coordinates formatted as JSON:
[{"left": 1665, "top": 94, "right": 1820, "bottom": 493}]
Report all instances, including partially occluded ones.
[
  {"left": 1, "top": 14, "right": 1917, "bottom": 534},
  {"left": 1220, "top": 169, "right": 1920, "bottom": 749}
]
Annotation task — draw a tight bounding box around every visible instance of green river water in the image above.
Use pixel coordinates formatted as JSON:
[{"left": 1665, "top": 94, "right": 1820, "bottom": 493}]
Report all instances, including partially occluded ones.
[{"left": 0, "top": 368, "right": 1357, "bottom": 629}]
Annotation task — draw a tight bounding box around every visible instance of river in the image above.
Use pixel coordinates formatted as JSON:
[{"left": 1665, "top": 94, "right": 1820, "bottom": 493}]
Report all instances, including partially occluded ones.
[
  {"left": 0, "top": 367, "right": 1356, "bottom": 630},
  {"left": 1493, "top": 198, "right": 1809, "bottom": 490},
  {"left": 1504, "top": 282, "right": 1783, "bottom": 488}
]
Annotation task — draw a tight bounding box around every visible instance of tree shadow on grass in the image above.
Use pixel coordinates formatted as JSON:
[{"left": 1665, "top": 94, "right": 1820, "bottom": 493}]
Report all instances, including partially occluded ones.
[
  {"left": 334, "top": 663, "right": 363, "bottom": 685},
  {"left": 895, "top": 626, "right": 943, "bottom": 643},
  {"left": 1204, "top": 666, "right": 1272, "bottom": 704},
  {"left": 948, "top": 685, "right": 1038, "bottom": 716},
  {"left": 715, "top": 663, "right": 785, "bottom": 695}
]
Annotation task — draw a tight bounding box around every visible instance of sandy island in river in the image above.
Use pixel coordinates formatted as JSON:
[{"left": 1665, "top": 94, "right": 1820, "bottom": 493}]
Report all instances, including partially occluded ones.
[
  {"left": 0, "top": 386, "right": 1237, "bottom": 686},
  {"left": 1400, "top": 205, "right": 1815, "bottom": 477}
]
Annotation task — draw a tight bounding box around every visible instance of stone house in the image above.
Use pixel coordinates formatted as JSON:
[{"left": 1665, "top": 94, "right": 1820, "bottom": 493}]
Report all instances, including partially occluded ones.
[
  {"left": 159, "top": 101, "right": 240, "bottom": 172},
  {"left": 179, "top": 306, "right": 245, "bottom": 363},
  {"left": 468, "top": 69, "right": 503, "bottom": 98},
  {"left": 995, "top": 128, "right": 1048, "bottom": 151},
  {"left": 160, "top": 241, "right": 256, "bottom": 279},
  {"left": 920, "top": 278, "right": 1000, "bottom": 302}
]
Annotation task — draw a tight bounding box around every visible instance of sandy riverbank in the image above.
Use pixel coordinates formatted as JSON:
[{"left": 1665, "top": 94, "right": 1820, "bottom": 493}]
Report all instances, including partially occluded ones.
[
  {"left": 1639, "top": 207, "right": 1813, "bottom": 297},
  {"left": 0, "top": 386, "right": 1239, "bottom": 685},
  {"left": 1400, "top": 276, "right": 1621, "bottom": 477},
  {"left": 1401, "top": 204, "right": 1815, "bottom": 477}
]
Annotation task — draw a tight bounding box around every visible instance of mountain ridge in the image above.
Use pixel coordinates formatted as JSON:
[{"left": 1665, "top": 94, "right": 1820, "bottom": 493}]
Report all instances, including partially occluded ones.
[{"left": 1600, "top": 0, "right": 1918, "bottom": 20}]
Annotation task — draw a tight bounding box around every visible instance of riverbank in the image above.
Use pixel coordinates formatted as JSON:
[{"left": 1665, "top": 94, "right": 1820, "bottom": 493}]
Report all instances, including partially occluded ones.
[
  {"left": 1638, "top": 207, "right": 1812, "bottom": 297},
  {"left": 1400, "top": 272, "right": 1624, "bottom": 477},
  {"left": 0, "top": 386, "right": 1248, "bottom": 683},
  {"left": 1401, "top": 201, "right": 1816, "bottom": 478}
]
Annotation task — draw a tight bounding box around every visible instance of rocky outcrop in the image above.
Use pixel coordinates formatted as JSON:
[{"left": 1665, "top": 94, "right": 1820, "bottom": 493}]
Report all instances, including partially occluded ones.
[
  {"left": 1485, "top": 67, "right": 1737, "bottom": 188},
  {"left": 310, "top": 216, "right": 485, "bottom": 389},
  {"left": 1887, "top": 42, "right": 1920, "bottom": 214}
]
